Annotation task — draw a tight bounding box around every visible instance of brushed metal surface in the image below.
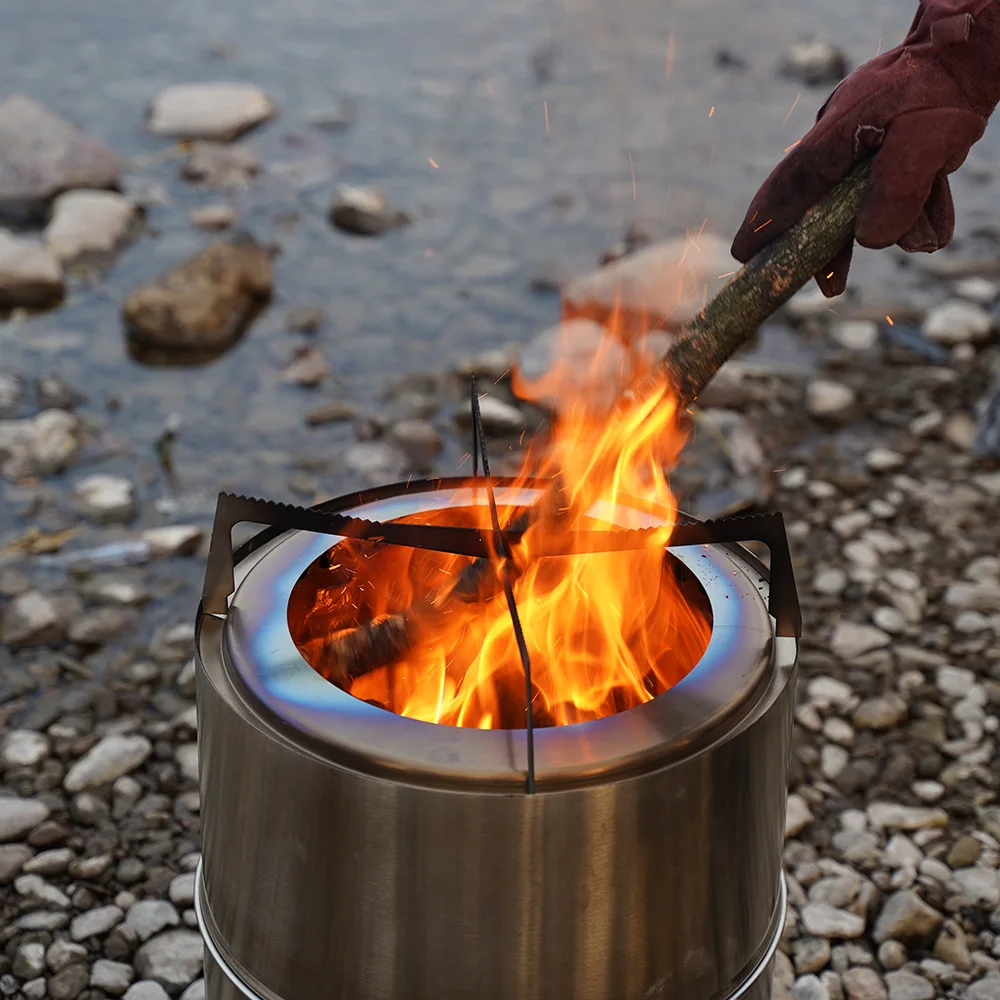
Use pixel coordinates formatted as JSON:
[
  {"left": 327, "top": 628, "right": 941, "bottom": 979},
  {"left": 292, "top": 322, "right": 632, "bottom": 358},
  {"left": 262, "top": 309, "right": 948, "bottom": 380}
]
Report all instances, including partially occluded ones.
[{"left": 195, "top": 486, "right": 797, "bottom": 1000}]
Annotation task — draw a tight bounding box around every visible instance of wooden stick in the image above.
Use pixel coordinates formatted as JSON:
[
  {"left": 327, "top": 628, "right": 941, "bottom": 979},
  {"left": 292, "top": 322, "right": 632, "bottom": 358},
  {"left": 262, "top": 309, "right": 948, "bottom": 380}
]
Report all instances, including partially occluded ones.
[{"left": 315, "top": 163, "right": 872, "bottom": 682}]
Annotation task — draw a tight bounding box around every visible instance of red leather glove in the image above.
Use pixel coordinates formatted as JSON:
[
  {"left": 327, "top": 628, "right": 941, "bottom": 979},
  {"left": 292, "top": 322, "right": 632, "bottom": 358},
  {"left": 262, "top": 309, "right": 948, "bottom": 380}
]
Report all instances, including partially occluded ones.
[{"left": 732, "top": 0, "right": 1000, "bottom": 296}]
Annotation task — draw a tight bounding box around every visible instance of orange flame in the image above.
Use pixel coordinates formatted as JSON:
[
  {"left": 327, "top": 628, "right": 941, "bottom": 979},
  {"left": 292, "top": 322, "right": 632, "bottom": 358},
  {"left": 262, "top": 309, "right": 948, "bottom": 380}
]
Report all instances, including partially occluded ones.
[{"left": 290, "top": 324, "right": 711, "bottom": 729}]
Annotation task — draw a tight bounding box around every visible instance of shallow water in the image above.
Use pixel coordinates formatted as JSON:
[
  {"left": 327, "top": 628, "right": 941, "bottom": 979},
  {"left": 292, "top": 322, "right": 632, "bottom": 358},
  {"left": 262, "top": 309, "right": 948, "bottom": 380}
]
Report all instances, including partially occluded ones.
[{"left": 1, "top": 0, "right": 998, "bottom": 540}]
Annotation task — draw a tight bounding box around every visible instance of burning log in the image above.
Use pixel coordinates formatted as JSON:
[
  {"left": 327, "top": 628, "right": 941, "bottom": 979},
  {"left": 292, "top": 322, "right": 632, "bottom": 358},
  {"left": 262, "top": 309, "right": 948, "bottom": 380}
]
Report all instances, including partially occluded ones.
[{"left": 317, "top": 163, "right": 871, "bottom": 683}]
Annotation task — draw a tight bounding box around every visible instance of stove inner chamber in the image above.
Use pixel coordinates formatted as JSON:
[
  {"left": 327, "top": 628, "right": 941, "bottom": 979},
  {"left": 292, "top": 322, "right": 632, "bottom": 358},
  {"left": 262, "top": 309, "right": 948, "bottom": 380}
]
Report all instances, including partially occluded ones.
[{"left": 287, "top": 504, "right": 713, "bottom": 730}]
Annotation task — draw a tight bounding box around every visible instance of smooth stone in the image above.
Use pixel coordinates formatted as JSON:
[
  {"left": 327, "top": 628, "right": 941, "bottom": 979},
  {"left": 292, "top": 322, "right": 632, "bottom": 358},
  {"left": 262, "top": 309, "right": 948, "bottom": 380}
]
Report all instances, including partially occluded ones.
[
  {"left": 793, "top": 974, "right": 830, "bottom": 1000},
  {"left": 779, "top": 38, "right": 849, "bottom": 85},
  {"left": 14, "top": 873, "right": 71, "bottom": 907},
  {"left": 124, "top": 985, "right": 171, "bottom": 1000},
  {"left": 806, "top": 381, "right": 856, "bottom": 421},
  {"left": 801, "top": 902, "right": 866, "bottom": 939},
  {"left": 329, "top": 185, "right": 410, "bottom": 236},
  {"left": 831, "top": 622, "right": 891, "bottom": 661},
  {"left": 175, "top": 744, "right": 199, "bottom": 783},
  {"left": 44, "top": 190, "right": 138, "bottom": 264},
  {"left": 0, "top": 409, "right": 80, "bottom": 477},
  {"left": 71, "top": 474, "right": 137, "bottom": 524},
  {"left": 0, "top": 796, "right": 50, "bottom": 842},
  {"left": 169, "top": 873, "right": 196, "bottom": 908},
  {"left": 0, "top": 843, "right": 34, "bottom": 881},
  {"left": 965, "top": 977, "right": 1000, "bottom": 1000},
  {"left": 48, "top": 964, "right": 89, "bottom": 1000},
  {"left": 23, "top": 847, "right": 74, "bottom": 875},
  {"left": 0, "top": 94, "right": 120, "bottom": 221},
  {"left": 0, "top": 228, "right": 63, "bottom": 308},
  {"left": 279, "top": 344, "right": 330, "bottom": 387},
  {"left": 182, "top": 142, "right": 259, "bottom": 188},
  {"left": 853, "top": 694, "right": 908, "bottom": 730},
  {"left": 190, "top": 203, "right": 236, "bottom": 230},
  {"left": 878, "top": 941, "right": 907, "bottom": 971},
  {"left": 13, "top": 942, "right": 45, "bottom": 979},
  {"left": 91, "top": 959, "right": 135, "bottom": 996},
  {"left": 923, "top": 300, "right": 994, "bottom": 344},
  {"left": 122, "top": 238, "right": 273, "bottom": 355},
  {"left": 867, "top": 803, "right": 948, "bottom": 832},
  {"left": 70, "top": 903, "right": 124, "bottom": 940},
  {"left": 794, "top": 937, "right": 833, "bottom": 975},
  {"left": 133, "top": 930, "right": 205, "bottom": 991},
  {"left": 180, "top": 982, "right": 205, "bottom": 1000},
  {"left": 950, "top": 867, "right": 1000, "bottom": 907},
  {"left": 143, "top": 525, "right": 203, "bottom": 558},
  {"left": 786, "top": 794, "right": 814, "bottom": 838},
  {"left": 126, "top": 899, "right": 180, "bottom": 942},
  {"left": 873, "top": 890, "right": 943, "bottom": 944},
  {"left": 832, "top": 320, "right": 879, "bottom": 351},
  {"left": 47, "top": 939, "right": 88, "bottom": 972},
  {"left": 1, "top": 730, "right": 50, "bottom": 767},
  {"left": 842, "top": 967, "right": 887, "bottom": 1000},
  {"left": 388, "top": 419, "right": 444, "bottom": 469},
  {"left": 148, "top": 82, "right": 276, "bottom": 140},
  {"left": 64, "top": 734, "right": 152, "bottom": 792},
  {"left": 563, "top": 233, "right": 737, "bottom": 334}
]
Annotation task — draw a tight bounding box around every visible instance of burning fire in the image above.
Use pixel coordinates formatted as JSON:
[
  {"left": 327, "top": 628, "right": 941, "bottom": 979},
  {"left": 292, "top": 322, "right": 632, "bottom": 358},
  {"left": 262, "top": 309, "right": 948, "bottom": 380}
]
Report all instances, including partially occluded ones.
[{"left": 289, "top": 326, "right": 712, "bottom": 729}]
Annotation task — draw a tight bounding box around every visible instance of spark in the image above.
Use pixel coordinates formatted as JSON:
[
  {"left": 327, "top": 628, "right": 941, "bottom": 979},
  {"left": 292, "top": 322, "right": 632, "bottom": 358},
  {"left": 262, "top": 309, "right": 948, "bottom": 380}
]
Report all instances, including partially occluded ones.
[
  {"left": 885, "top": 315, "right": 894, "bottom": 326},
  {"left": 494, "top": 368, "right": 511, "bottom": 384},
  {"left": 717, "top": 270, "right": 737, "bottom": 279},
  {"left": 708, "top": 105, "right": 715, "bottom": 118},
  {"left": 783, "top": 93, "right": 801, "bottom": 125},
  {"left": 875, "top": 36, "right": 883, "bottom": 57},
  {"left": 457, "top": 452, "right": 471, "bottom": 467},
  {"left": 784, "top": 139, "right": 802, "bottom": 153},
  {"left": 629, "top": 152, "right": 636, "bottom": 202},
  {"left": 752, "top": 218, "right": 772, "bottom": 233},
  {"left": 428, "top": 157, "right": 439, "bottom": 169},
  {"left": 543, "top": 100, "right": 549, "bottom": 134},
  {"left": 826, "top": 271, "right": 835, "bottom": 279}
]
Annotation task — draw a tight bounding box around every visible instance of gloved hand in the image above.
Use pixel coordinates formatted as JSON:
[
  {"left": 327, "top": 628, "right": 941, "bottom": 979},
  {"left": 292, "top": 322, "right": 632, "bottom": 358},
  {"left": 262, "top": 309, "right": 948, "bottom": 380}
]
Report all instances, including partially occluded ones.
[{"left": 732, "top": 0, "right": 1000, "bottom": 297}]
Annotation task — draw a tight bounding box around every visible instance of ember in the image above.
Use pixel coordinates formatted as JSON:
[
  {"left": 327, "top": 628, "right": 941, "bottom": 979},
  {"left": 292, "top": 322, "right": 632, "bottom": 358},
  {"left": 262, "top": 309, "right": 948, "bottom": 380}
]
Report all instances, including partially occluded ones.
[{"left": 289, "top": 325, "right": 712, "bottom": 729}]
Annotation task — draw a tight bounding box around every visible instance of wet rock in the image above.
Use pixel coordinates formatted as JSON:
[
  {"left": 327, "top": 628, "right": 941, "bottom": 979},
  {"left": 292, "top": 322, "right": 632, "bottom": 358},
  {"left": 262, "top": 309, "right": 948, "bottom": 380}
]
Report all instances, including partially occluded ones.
[
  {"left": 842, "top": 968, "right": 887, "bottom": 1000},
  {"left": 2, "top": 730, "right": 50, "bottom": 767},
  {"left": 147, "top": 82, "right": 276, "bottom": 140},
  {"left": 63, "top": 734, "right": 152, "bottom": 792},
  {"left": 48, "top": 964, "right": 90, "bottom": 1000},
  {"left": 126, "top": 900, "right": 180, "bottom": 942},
  {"left": 801, "top": 902, "right": 866, "bottom": 938},
  {"left": 189, "top": 203, "right": 236, "bottom": 230},
  {"left": 329, "top": 185, "right": 411, "bottom": 236},
  {"left": 70, "top": 903, "right": 124, "bottom": 940},
  {"left": 388, "top": 419, "right": 444, "bottom": 469},
  {"left": 787, "top": 794, "right": 814, "bottom": 837},
  {"left": 563, "top": 233, "right": 737, "bottom": 335},
  {"left": 43, "top": 190, "right": 138, "bottom": 264},
  {"left": 853, "top": 693, "right": 908, "bottom": 730},
  {"left": 68, "top": 605, "right": 135, "bottom": 645},
  {"left": 182, "top": 141, "right": 259, "bottom": 188},
  {"left": 133, "top": 930, "right": 204, "bottom": 991},
  {"left": 122, "top": 237, "right": 273, "bottom": 357},
  {"left": 142, "top": 525, "right": 203, "bottom": 558},
  {"left": 306, "top": 400, "right": 355, "bottom": 426},
  {"left": 279, "top": 344, "right": 330, "bottom": 387},
  {"left": 71, "top": 474, "right": 137, "bottom": 524},
  {"left": 0, "top": 590, "right": 65, "bottom": 646},
  {"left": 831, "top": 622, "right": 891, "bottom": 661},
  {"left": 873, "top": 890, "right": 943, "bottom": 944},
  {"left": 923, "top": 300, "right": 994, "bottom": 345},
  {"left": 0, "top": 228, "right": 64, "bottom": 308},
  {"left": 0, "top": 94, "right": 120, "bottom": 222},
  {"left": 455, "top": 395, "right": 525, "bottom": 434},
  {"left": 779, "top": 38, "right": 849, "bottom": 86},
  {"left": 806, "top": 381, "right": 856, "bottom": 422}
]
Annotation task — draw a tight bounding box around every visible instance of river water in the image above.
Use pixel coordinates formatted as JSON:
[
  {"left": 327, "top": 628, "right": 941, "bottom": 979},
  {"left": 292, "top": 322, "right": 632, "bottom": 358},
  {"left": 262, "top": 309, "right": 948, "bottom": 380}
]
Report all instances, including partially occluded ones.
[{"left": 1, "top": 0, "right": 998, "bottom": 540}]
